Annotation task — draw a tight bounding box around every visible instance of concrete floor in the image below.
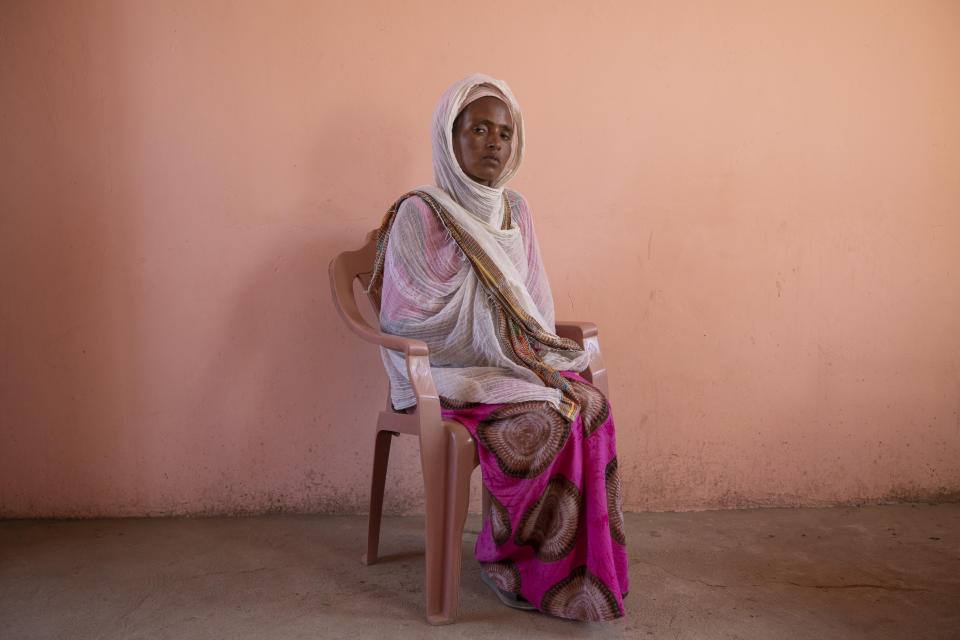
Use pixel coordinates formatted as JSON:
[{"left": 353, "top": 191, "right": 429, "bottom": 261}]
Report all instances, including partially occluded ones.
[{"left": 1, "top": 504, "right": 958, "bottom": 639}]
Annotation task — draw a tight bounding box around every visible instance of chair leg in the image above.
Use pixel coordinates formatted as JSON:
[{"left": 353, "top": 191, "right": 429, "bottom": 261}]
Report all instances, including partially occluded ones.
[
  {"left": 423, "top": 419, "right": 476, "bottom": 625},
  {"left": 362, "top": 429, "right": 396, "bottom": 566},
  {"left": 443, "top": 420, "right": 476, "bottom": 621}
]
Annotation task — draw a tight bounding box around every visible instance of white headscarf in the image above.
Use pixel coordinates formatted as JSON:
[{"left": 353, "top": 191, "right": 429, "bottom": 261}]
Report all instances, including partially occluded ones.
[{"left": 430, "top": 73, "right": 525, "bottom": 222}]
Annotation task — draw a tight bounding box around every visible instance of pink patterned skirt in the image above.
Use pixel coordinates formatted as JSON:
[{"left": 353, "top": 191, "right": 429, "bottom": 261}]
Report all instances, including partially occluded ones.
[{"left": 442, "top": 372, "right": 629, "bottom": 621}]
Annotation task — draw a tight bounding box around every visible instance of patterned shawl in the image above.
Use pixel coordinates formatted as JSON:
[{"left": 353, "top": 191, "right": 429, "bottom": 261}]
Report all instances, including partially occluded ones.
[{"left": 370, "top": 74, "right": 589, "bottom": 419}]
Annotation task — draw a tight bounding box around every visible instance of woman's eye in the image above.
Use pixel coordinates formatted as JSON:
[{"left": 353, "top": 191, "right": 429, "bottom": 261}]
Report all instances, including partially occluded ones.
[
  {"left": 473, "top": 127, "right": 486, "bottom": 134},
  {"left": 501, "top": 133, "right": 511, "bottom": 141}
]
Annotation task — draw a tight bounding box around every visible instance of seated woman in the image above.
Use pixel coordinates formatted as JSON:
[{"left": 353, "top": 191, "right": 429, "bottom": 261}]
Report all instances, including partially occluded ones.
[{"left": 369, "top": 74, "right": 628, "bottom": 621}]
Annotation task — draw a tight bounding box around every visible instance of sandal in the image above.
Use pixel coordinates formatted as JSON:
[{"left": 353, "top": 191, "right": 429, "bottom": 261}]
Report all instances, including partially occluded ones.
[{"left": 481, "top": 570, "right": 537, "bottom": 611}]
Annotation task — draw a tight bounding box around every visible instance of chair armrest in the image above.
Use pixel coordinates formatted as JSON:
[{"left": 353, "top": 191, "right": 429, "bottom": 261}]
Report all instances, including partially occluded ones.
[
  {"left": 336, "top": 308, "right": 429, "bottom": 358},
  {"left": 554, "top": 320, "right": 598, "bottom": 344},
  {"left": 329, "top": 251, "right": 429, "bottom": 357},
  {"left": 555, "top": 320, "right": 609, "bottom": 399}
]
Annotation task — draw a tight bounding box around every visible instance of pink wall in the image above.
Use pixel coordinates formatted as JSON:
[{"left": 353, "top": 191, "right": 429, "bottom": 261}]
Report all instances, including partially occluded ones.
[{"left": 2, "top": 1, "right": 958, "bottom": 517}]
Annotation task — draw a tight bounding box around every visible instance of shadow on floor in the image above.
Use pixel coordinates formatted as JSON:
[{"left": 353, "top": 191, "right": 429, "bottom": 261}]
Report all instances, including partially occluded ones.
[{"left": 1, "top": 504, "right": 958, "bottom": 639}]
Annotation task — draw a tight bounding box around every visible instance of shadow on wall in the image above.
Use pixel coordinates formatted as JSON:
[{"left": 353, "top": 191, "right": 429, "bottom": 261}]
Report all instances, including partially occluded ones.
[
  {"left": 1, "top": 1, "right": 427, "bottom": 516},
  {"left": 0, "top": 4, "right": 144, "bottom": 516},
  {"left": 183, "top": 104, "right": 429, "bottom": 516}
]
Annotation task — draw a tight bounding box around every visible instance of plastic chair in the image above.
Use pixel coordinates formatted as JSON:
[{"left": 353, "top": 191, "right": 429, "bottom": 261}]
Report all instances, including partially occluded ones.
[{"left": 328, "top": 230, "right": 609, "bottom": 625}]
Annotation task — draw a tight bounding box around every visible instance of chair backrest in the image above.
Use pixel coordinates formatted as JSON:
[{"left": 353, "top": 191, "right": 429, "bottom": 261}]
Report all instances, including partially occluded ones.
[{"left": 329, "top": 230, "right": 387, "bottom": 344}]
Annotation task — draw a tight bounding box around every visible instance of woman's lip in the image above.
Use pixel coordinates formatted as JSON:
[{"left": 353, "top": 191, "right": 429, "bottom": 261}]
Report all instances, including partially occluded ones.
[{"left": 482, "top": 155, "right": 500, "bottom": 163}]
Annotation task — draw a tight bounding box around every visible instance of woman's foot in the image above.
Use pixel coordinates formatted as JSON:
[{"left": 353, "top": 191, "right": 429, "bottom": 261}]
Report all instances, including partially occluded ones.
[{"left": 481, "top": 570, "right": 537, "bottom": 611}]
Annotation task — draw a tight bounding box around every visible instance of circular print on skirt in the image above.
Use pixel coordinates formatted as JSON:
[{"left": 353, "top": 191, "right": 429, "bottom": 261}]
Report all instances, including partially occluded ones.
[
  {"left": 605, "top": 457, "right": 627, "bottom": 546},
  {"left": 514, "top": 474, "right": 580, "bottom": 562},
  {"left": 567, "top": 378, "right": 610, "bottom": 438},
  {"left": 486, "top": 489, "right": 512, "bottom": 546},
  {"left": 476, "top": 401, "right": 570, "bottom": 479},
  {"left": 540, "top": 565, "right": 623, "bottom": 621}
]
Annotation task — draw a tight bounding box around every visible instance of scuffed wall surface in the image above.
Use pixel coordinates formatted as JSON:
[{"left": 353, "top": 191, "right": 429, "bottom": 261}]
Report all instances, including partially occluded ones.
[{"left": 1, "top": 0, "right": 958, "bottom": 516}]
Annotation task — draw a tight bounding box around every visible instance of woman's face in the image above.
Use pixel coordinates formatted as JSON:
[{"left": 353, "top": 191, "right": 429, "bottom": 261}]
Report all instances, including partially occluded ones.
[{"left": 452, "top": 96, "right": 514, "bottom": 187}]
